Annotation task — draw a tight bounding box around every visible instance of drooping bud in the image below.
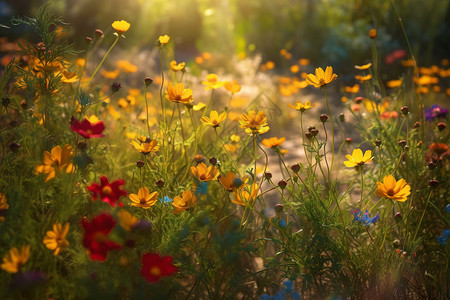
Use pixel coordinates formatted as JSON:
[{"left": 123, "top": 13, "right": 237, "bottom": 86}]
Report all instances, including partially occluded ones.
[{"left": 111, "top": 82, "right": 121, "bottom": 93}]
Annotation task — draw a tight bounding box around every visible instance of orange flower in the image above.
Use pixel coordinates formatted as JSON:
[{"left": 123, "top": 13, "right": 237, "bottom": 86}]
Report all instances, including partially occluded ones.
[
  {"left": 262, "top": 137, "right": 286, "bottom": 148},
  {"left": 219, "top": 172, "right": 238, "bottom": 191},
  {"left": 224, "top": 80, "right": 241, "bottom": 94},
  {"left": 1, "top": 246, "right": 30, "bottom": 273},
  {"left": 344, "top": 84, "right": 360, "bottom": 93},
  {"left": 190, "top": 163, "right": 219, "bottom": 182},
  {"left": 375, "top": 175, "right": 411, "bottom": 202},
  {"left": 170, "top": 60, "right": 185, "bottom": 71},
  {"left": 165, "top": 83, "right": 194, "bottom": 104},
  {"left": 355, "top": 74, "right": 372, "bottom": 82},
  {"left": 117, "top": 60, "right": 138, "bottom": 73},
  {"left": 354, "top": 63, "right": 372, "bottom": 70},
  {"left": 42, "top": 223, "right": 70, "bottom": 255},
  {"left": 35, "top": 145, "right": 75, "bottom": 181},
  {"left": 233, "top": 183, "right": 258, "bottom": 206},
  {"left": 172, "top": 190, "right": 197, "bottom": 213},
  {"left": 129, "top": 187, "right": 158, "bottom": 209},
  {"left": 306, "top": 66, "right": 337, "bottom": 88},
  {"left": 386, "top": 79, "right": 402, "bottom": 88},
  {"left": 112, "top": 20, "right": 130, "bottom": 35},
  {"left": 239, "top": 110, "right": 269, "bottom": 134}
]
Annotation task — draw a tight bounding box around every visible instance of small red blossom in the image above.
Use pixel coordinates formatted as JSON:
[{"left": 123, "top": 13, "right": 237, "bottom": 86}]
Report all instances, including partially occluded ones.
[
  {"left": 87, "top": 176, "right": 127, "bottom": 207},
  {"left": 141, "top": 253, "right": 178, "bottom": 283},
  {"left": 70, "top": 118, "right": 105, "bottom": 139},
  {"left": 81, "top": 213, "right": 122, "bottom": 261}
]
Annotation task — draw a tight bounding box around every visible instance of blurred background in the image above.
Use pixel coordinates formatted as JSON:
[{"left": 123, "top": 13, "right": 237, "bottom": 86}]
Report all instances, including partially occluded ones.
[{"left": 1, "top": 0, "right": 449, "bottom": 72}]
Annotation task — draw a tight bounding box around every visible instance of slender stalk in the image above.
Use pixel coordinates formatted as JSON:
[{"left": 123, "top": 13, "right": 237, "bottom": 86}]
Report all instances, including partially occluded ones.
[
  {"left": 144, "top": 85, "right": 151, "bottom": 137},
  {"left": 299, "top": 112, "right": 312, "bottom": 166},
  {"left": 88, "top": 35, "right": 119, "bottom": 82},
  {"left": 323, "top": 87, "right": 335, "bottom": 181}
]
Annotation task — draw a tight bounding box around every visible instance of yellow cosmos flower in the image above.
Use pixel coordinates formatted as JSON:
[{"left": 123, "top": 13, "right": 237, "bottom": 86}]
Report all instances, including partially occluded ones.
[
  {"left": 158, "top": 35, "right": 170, "bottom": 44},
  {"left": 130, "top": 139, "right": 159, "bottom": 154},
  {"left": 239, "top": 110, "right": 268, "bottom": 133},
  {"left": 230, "top": 134, "right": 240, "bottom": 143},
  {"left": 60, "top": 70, "right": 78, "bottom": 83},
  {"left": 100, "top": 69, "right": 120, "bottom": 79},
  {"left": 170, "top": 60, "right": 185, "bottom": 71},
  {"left": 117, "top": 60, "right": 138, "bottom": 73},
  {"left": 354, "top": 63, "right": 372, "bottom": 70},
  {"left": 386, "top": 79, "right": 403, "bottom": 88},
  {"left": 129, "top": 187, "right": 158, "bottom": 209},
  {"left": 262, "top": 137, "right": 286, "bottom": 148},
  {"left": 344, "top": 84, "right": 360, "bottom": 93},
  {"left": 117, "top": 210, "right": 138, "bottom": 231},
  {"left": 219, "top": 172, "right": 240, "bottom": 191},
  {"left": 289, "top": 101, "right": 316, "bottom": 112},
  {"left": 375, "top": 175, "right": 411, "bottom": 202},
  {"left": 344, "top": 149, "right": 372, "bottom": 168},
  {"left": 35, "top": 145, "right": 75, "bottom": 182},
  {"left": 224, "top": 80, "right": 242, "bottom": 94},
  {"left": 200, "top": 111, "right": 227, "bottom": 127},
  {"left": 43, "top": 223, "right": 70, "bottom": 255},
  {"left": 193, "top": 102, "right": 206, "bottom": 111},
  {"left": 1, "top": 245, "right": 30, "bottom": 273},
  {"left": 172, "top": 190, "right": 197, "bottom": 213},
  {"left": 190, "top": 163, "right": 219, "bottom": 182},
  {"left": 112, "top": 20, "right": 130, "bottom": 35},
  {"left": 165, "top": 83, "right": 194, "bottom": 104},
  {"left": 355, "top": 74, "right": 372, "bottom": 83},
  {"left": 306, "top": 66, "right": 337, "bottom": 88},
  {"left": 233, "top": 183, "right": 258, "bottom": 206},
  {"left": 202, "top": 74, "right": 224, "bottom": 90}
]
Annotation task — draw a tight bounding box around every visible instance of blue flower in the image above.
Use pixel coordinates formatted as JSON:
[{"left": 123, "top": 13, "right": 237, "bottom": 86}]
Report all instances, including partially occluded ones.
[
  {"left": 437, "top": 235, "right": 447, "bottom": 246},
  {"left": 280, "top": 219, "right": 287, "bottom": 227},
  {"left": 259, "top": 280, "right": 301, "bottom": 300},
  {"left": 443, "top": 229, "right": 450, "bottom": 238},
  {"left": 445, "top": 204, "right": 450, "bottom": 213},
  {"left": 352, "top": 208, "right": 380, "bottom": 226},
  {"left": 196, "top": 181, "right": 208, "bottom": 195},
  {"left": 425, "top": 105, "right": 447, "bottom": 121},
  {"left": 159, "top": 196, "right": 172, "bottom": 203}
]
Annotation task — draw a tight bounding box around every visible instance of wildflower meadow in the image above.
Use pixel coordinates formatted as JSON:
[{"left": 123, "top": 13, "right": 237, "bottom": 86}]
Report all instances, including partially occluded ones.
[{"left": 0, "top": 1, "right": 449, "bottom": 299}]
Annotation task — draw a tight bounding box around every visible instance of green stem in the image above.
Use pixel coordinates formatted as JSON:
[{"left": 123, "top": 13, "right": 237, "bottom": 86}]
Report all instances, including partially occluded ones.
[
  {"left": 88, "top": 35, "right": 119, "bottom": 82},
  {"left": 323, "top": 87, "right": 335, "bottom": 181},
  {"left": 144, "top": 85, "right": 151, "bottom": 137}
]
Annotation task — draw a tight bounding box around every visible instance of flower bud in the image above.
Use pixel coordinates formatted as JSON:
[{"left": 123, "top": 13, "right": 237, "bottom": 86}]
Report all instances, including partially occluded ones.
[
  {"left": 1, "top": 97, "right": 10, "bottom": 107},
  {"left": 427, "top": 162, "right": 436, "bottom": 170},
  {"left": 209, "top": 157, "right": 217, "bottom": 165},
  {"left": 85, "top": 37, "right": 93, "bottom": 44},
  {"left": 395, "top": 212, "right": 402, "bottom": 219},
  {"left": 111, "top": 82, "right": 121, "bottom": 93},
  {"left": 413, "top": 121, "right": 420, "bottom": 128},
  {"left": 305, "top": 132, "right": 313, "bottom": 139},
  {"left": 136, "top": 160, "right": 145, "bottom": 168},
  {"left": 375, "top": 139, "right": 381, "bottom": 147},
  {"left": 155, "top": 179, "right": 165, "bottom": 188},
  {"left": 20, "top": 100, "right": 28, "bottom": 109},
  {"left": 77, "top": 141, "right": 87, "bottom": 151},
  {"left": 278, "top": 179, "right": 287, "bottom": 189},
  {"left": 232, "top": 177, "right": 243, "bottom": 188},
  {"left": 320, "top": 114, "right": 328, "bottom": 122},
  {"left": 307, "top": 126, "right": 315, "bottom": 132},
  {"left": 398, "top": 140, "right": 406, "bottom": 147},
  {"left": 264, "top": 172, "right": 272, "bottom": 180},
  {"left": 369, "top": 29, "right": 377, "bottom": 39},
  {"left": 437, "top": 122, "right": 446, "bottom": 131},
  {"left": 144, "top": 77, "right": 153, "bottom": 86},
  {"left": 400, "top": 106, "right": 409, "bottom": 115},
  {"left": 290, "top": 163, "right": 300, "bottom": 173},
  {"left": 274, "top": 204, "right": 284, "bottom": 213},
  {"left": 354, "top": 96, "right": 363, "bottom": 104},
  {"left": 95, "top": 29, "right": 104, "bottom": 38},
  {"left": 429, "top": 179, "right": 439, "bottom": 187},
  {"left": 393, "top": 239, "right": 401, "bottom": 248},
  {"left": 339, "top": 113, "right": 345, "bottom": 122},
  {"left": 310, "top": 128, "right": 319, "bottom": 136},
  {"left": 9, "top": 142, "right": 20, "bottom": 153},
  {"left": 194, "top": 154, "right": 204, "bottom": 163},
  {"left": 345, "top": 138, "right": 352, "bottom": 144}
]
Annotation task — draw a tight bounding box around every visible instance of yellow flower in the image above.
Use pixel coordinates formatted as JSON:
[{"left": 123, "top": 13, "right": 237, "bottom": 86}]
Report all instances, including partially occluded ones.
[
  {"left": 289, "top": 101, "right": 316, "bottom": 112},
  {"left": 42, "top": 222, "right": 70, "bottom": 255},
  {"left": 193, "top": 102, "right": 206, "bottom": 111},
  {"left": 100, "top": 69, "right": 120, "bottom": 79},
  {"left": 200, "top": 111, "right": 227, "bottom": 127},
  {"left": 386, "top": 79, "right": 402, "bottom": 88},
  {"left": 375, "top": 175, "right": 411, "bottom": 202},
  {"left": 224, "top": 80, "right": 242, "bottom": 94},
  {"left": 117, "top": 60, "right": 138, "bottom": 73},
  {"left": 230, "top": 97, "right": 248, "bottom": 108},
  {"left": 306, "top": 66, "right": 337, "bottom": 88},
  {"left": 355, "top": 74, "right": 372, "bottom": 83},
  {"left": 60, "top": 70, "right": 78, "bottom": 83},
  {"left": 354, "top": 63, "right": 372, "bottom": 70},
  {"left": 0, "top": 193, "right": 8, "bottom": 222},
  {"left": 172, "top": 190, "right": 197, "bottom": 213},
  {"left": 262, "top": 137, "right": 286, "bottom": 148},
  {"left": 130, "top": 139, "right": 159, "bottom": 154},
  {"left": 170, "top": 60, "right": 185, "bottom": 71},
  {"left": 219, "top": 172, "right": 238, "bottom": 191},
  {"left": 202, "top": 74, "right": 224, "bottom": 90},
  {"left": 344, "top": 149, "right": 372, "bottom": 167},
  {"left": 35, "top": 145, "right": 75, "bottom": 182},
  {"left": 190, "top": 163, "right": 219, "bottom": 182},
  {"left": 129, "top": 187, "right": 158, "bottom": 209},
  {"left": 230, "top": 134, "right": 241, "bottom": 143},
  {"left": 117, "top": 210, "right": 138, "bottom": 231},
  {"left": 233, "top": 183, "right": 258, "bottom": 206},
  {"left": 165, "top": 83, "right": 194, "bottom": 104},
  {"left": 112, "top": 20, "right": 130, "bottom": 35},
  {"left": 239, "top": 110, "right": 268, "bottom": 133},
  {"left": 1, "top": 245, "right": 30, "bottom": 273},
  {"left": 344, "top": 84, "right": 360, "bottom": 94},
  {"left": 158, "top": 35, "right": 170, "bottom": 44}
]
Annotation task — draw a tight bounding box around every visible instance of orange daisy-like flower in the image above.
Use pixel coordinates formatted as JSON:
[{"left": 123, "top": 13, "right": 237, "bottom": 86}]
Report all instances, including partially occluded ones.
[
  {"left": 117, "top": 60, "right": 138, "bottom": 73},
  {"left": 289, "top": 101, "right": 316, "bottom": 112},
  {"left": 202, "top": 74, "right": 224, "bottom": 90},
  {"left": 190, "top": 163, "right": 219, "bottom": 182},
  {"left": 200, "top": 111, "right": 227, "bottom": 127},
  {"left": 386, "top": 79, "right": 403, "bottom": 88},
  {"left": 355, "top": 74, "right": 372, "bottom": 83},
  {"left": 344, "top": 149, "right": 372, "bottom": 168},
  {"left": 172, "top": 190, "right": 197, "bottom": 213},
  {"left": 117, "top": 210, "right": 138, "bottom": 231},
  {"left": 354, "top": 63, "right": 372, "bottom": 70},
  {"left": 35, "top": 144, "right": 75, "bottom": 182},
  {"left": 112, "top": 20, "right": 130, "bottom": 35},
  {"left": 165, "top": 83, "right": 194, "bottom": 104},
  {"left": 129, "top": 187, "right": 158, "bottom": 209},
  {"left": 375, "top": 175, "right": 411, "bottom": 202},
  {"left": 262, "top": 137, "right": 286, "bottom": 148},
  {"left": 306, "top": 66, "right": 338, "bottom": 88},
  {"left": 239, "top": 110, "right": 268, "bottom": 133},
  {"left": 345, "top": 84, "right": 360, "bottom": 94},
  {"left": 130, "top": 139, "right": 159, "bottom": 154},
  {"left": 170, "top": 60, "right": 185, "bottom": 72},
  {"left": 233, "top": 183, "right": 258, "bottom": 206},
  {"left": 1, "top": 245, "right": 30, "bottom": 273},
  {"left": 224, "top": 80, "right": 242, "bottom": 95},
  {"left": 219, "top": 172, "right": 239, "bottom": 191},
  {"left": 42, "top": 222, "right": 70, "bottom": 255}
]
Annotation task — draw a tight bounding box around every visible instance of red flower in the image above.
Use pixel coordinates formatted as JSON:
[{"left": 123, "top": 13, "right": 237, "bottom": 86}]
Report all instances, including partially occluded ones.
[
  {"left": 81, "top": 213, "right": 122, "bottom": 261},
  {"left": 70, "top": 118, "right": 105, "bottom": 139},
  {"left": 141, "top": 253, "right": 178, "bottom": 283},
  {"left": 87, "top": 176, "right": 127, "bottom": 207}
]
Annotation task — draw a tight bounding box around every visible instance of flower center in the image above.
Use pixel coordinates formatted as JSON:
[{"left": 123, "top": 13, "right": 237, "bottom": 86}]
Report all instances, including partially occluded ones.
[
  {"left": 199, "top": 174, "right": 207, "bottom": 181},
  {"left": 387, "top": 189, "right": 395, "bottom": 196},
  {"left": 86, "top": 129, "right": 93, "bottom": 135},
  {"left": 319, "top": 78, "right": 326, "bottom": 85},
  {"left": 102, "top": 186, "right": 112, "bottom": 195},
  {"left": 175, "top": 95, "right": 182, "bottom": 101},
  {"left": 150, "top": 266, "right": 161, "bottom": 277},
  {"left": 140, "top": 198, "right": 147, "bottom": 205},
  {"left": 93, "top": 232, "right": 107, "bottom": 242}
]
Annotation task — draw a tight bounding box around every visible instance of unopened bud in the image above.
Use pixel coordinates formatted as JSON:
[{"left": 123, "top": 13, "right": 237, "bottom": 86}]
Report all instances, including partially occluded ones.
[
  {"left": 345, "top": 138, "right": 352, "bottom": 144},
  {"left": 354, "top": 97, "right": 363, "bottom": 104},
  {"left": 320, "top": 114, "right": 328, "bottom": 122},
  {"left": 278, "top": 179, "right": 287, "bottom": 189},
  {"left": 274, "top": 204, "right": 284, "bottom": 213},
  {"left": 136, "top": 160, "right": 145, "bottom": 168},
  {"left": 209, "top": 157, "right": 217, "bottom": 165},
  {"left": 290, "top": 163, "right": 300, "bottom": 173},
  {"left": 305, "top": 132, "right": 313, "bottom": 139},
  {"left": 111, "top": 82, "right": 121, "bottom": 93},
  {"left": 339, "top": 113, "right": 345, "bottom": 122},
  {"left": 375, "top": 139, "right": 381, "bottom": 147},
  {"left": 9, "top": 142, "right": 20, "bottom": 153},
  {"left": 264, "top": 172, "right": 272, "bottom": 180},
  {"left": 437, "top": 122, "right": 446, "bottom": 131},
  {"left": 429, "top": 180, "right": 439, "bottom": 187},
  {"left": 400, "top": 106, "right": 409, "bottom": 115},
  {"left": 427, "top": 162, "right": 436, "bottom": 170},
  {"left": 155, "top": 179, "right": 165, "bottom": 188},
  {"left": 369, "top": 29, "right": 377, "bottom": 39},
  {"left": 144, "top": 77, "right": 153, "bottom": 86},
  {"left": 194, "top": 154, "right": 204, "bottom": 163},
  {"left": 398, "top": 140, "right": 406, "bottom": 147},
  {"left": 95, "top": 29, "right": 104, "bottom": 38},
  {"left": 310, "top": 128, "right": 319, "bottom": 136},
  {"left": 85, "top": 37, "right": 93, "bottom": 44},
  {"left": 413, "top": 121, "right": 420, "bottom": 128}
]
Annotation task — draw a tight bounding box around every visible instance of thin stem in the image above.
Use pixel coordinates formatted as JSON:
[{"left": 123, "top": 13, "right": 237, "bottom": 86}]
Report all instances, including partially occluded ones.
[
  {"left": 88, "top": 35, "right": 119, "bottom": 82},
  {"left": 323, "top": 87, "right": 335, "bottom": 181},
  {"left": 144, "top": 85, "right": 151, "bottom": 137}
]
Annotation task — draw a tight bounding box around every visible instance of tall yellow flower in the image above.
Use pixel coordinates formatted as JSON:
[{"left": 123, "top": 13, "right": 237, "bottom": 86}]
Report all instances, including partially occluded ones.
[
  {"left": 224, "top": 80, "right": 242, "bottom": 94},
  {"left": 344, "top": 149, "right": 372, "bottom": 167},
  {"left": 191, "top": 163, "right": 219, "bottom": 182},
  {"left": 200, "top": 111, "right": 227, "bottom": 127},
  {"left": 170, "top": 60, "right": 185, "bottom": 71},
  {"left": 289, "top": 101, "right": 316, "bottom": 112},
  {"left": 112, "top": 20, "right": 130, "bottom": 35},
  {"left": 306, "top": 66, "right": 337, "bottom": 88},
  {"left": 1, "top": 245, "right": 30, "bottom": 273},
  {"left": 130, "top": 139, "right": 159, "bottom": 154},
  {"left": 375, "top": 175, "right": 411, "bottom": 202},
  {"left": 117, "top": 210, "right": 139, "bottom": 231},
  {"left": 158, "top": 35, "right": 170, "bottom": 44},
  {"left": 239, "top": 110, "right": 269, "bottom": 134},
  {"left": 42, "top": 223, "right": 70, "bottom": 255},
  {"left": 165, "top": 83, "right": 194, "bottom": 104},
  {"left": 202, "top": 74, "right": 224, "bottom": 90},
  {"left": 35, "top": 144, "right": 75, "bottom": 181},
  {"left": 129, "top": 187, "right": 158, "bottom": 209},
  {"left": 172, "top": 190, "right": 197, "bottom": 213},
  {"left": 233, "top": 183, "right": 258, "bottom": 206}
]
